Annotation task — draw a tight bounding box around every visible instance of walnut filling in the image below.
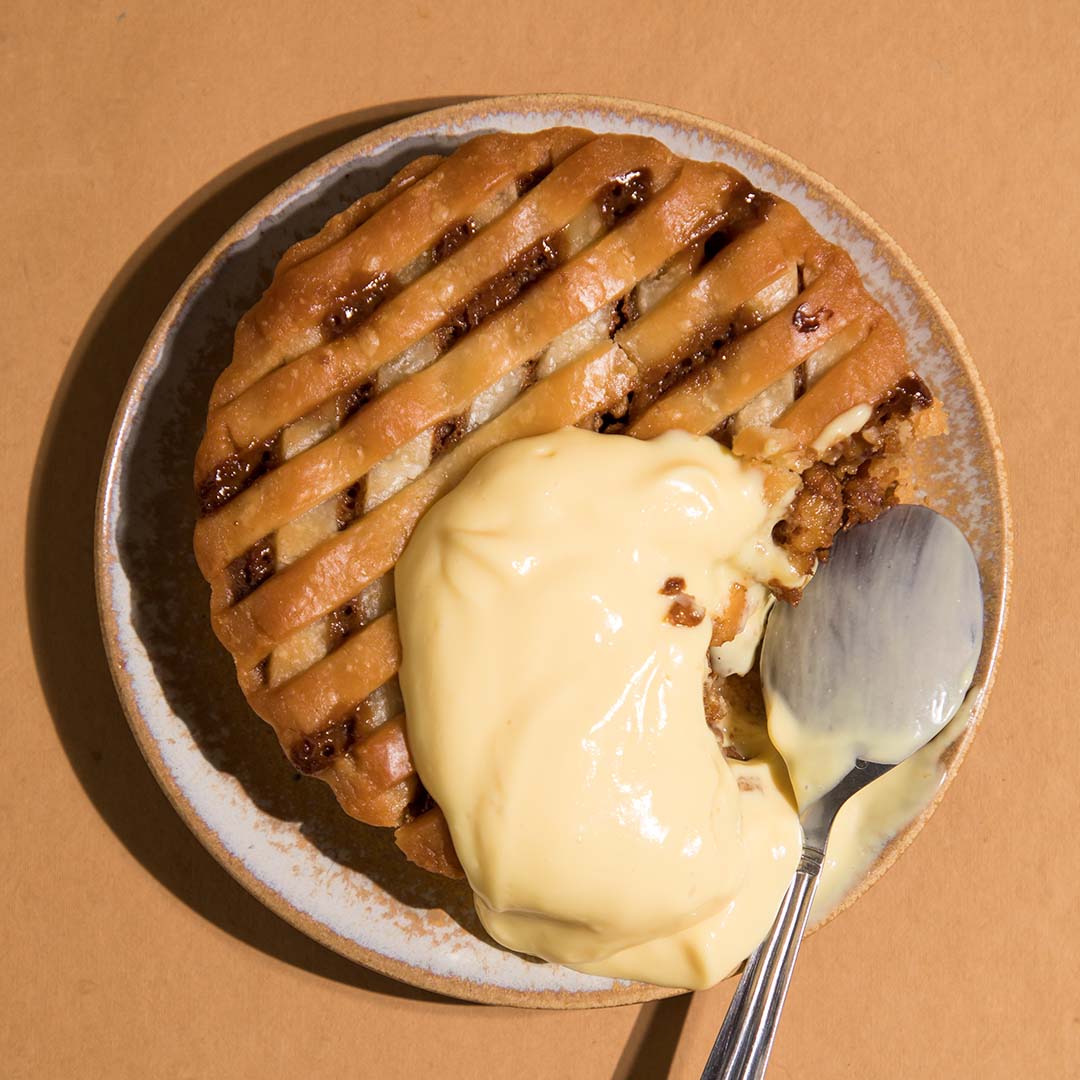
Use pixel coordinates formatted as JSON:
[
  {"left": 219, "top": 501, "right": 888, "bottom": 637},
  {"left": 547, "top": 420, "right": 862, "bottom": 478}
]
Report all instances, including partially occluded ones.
[
  {"left": 773, "top": 374, "right": 935, "bottom": 581},
  {"left": 657, "top": 576, "right": 709, "bottom": 627},
  {"left": 289, "top": 714, "right": 357, "bottom": 774},
  {"left": 664, "top": 593, "right": 707, "bottom": 627},
  {"left": 328, "top": 597, "right": 366, "bottom": 647},
  {"left": 597, "top": 169, "right": 651, "bottom": 225},
  {"left": 595, "top": 401, "right": 631, "bottom": 434},
  {"left": 609, "top": 292, "right": 640, "bottom": 336},
  {"left": 198, "top": 435, "right": 280, "bottom": 516},
  {"left": 792, "top": 361, "right": 808, "bottom": 399},
  {"left": 341, "top": 378, "right": 374, "bottom": 420},
  {"left": 792, "top": 302, "right": 834, "bottom": 334},
  {"left": 224, "top": 535, "right": 275, "bottom": 605},
  {"left": 433, "top": 219, "right": 476, "bottom": 262},
  {"left": 406, "top": 781, "right": 436, "bottom": 822},
  {"left": 336, "top": 480, "right": 364, "bottom": 530},
  {"left": 704, "top": 669, "right": 773, "bottom": 763},
  {"left": 442, "top": 237, "right": 560, "bottom": 345},
  {"left": 773, "top": 463, "right": 845, "bottom": 577},
  {"left": 430, "top": 415, "right": 468, "bottom": 461},
  {"left": 323, "top": 274, "right": 394, "bottom": 337},
  {"left": 515, "top": 162, "right": 553, "bottom": 197},
  {"left": 636, "top": 299, "right": 762, "bottom": 417}
]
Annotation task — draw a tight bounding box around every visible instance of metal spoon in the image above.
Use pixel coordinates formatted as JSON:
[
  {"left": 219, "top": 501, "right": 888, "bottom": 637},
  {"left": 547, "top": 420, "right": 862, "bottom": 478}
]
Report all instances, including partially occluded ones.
[{"left": 701, "top": 505, "right": 984, "bottom": 1080}]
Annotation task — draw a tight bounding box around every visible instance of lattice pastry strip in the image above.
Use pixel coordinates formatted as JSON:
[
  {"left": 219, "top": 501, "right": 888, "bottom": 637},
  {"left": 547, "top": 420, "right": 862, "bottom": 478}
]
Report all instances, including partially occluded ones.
[
  {"left": 195, "top": 157, "right": 734, "bottom": 583},
  {"left": 196, "top": 133, "right": 679, "bottom": 480},
  {"left": 194, "top": 129, "right": 940, "bottom": 878}
]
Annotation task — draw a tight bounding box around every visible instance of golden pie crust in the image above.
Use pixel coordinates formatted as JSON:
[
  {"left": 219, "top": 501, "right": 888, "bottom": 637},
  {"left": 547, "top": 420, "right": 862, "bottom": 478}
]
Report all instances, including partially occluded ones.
[{"left": 193, "top": 128, "right": 942, "bottom": 878}]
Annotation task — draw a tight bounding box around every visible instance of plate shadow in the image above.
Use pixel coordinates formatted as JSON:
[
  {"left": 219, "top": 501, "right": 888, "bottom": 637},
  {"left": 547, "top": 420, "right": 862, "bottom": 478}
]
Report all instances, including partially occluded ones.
[
  {"left": 27, "top": 100, "right": 698, "bottom": 1077},
  {"left": 26, "top": 97, "right": 485, "bottom": 1003}
]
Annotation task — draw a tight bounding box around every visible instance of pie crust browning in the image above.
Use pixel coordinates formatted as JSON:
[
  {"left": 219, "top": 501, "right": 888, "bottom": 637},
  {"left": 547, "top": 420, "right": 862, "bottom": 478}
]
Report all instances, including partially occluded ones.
[{"left": 193, "top": 128, "right": 940, "bottom": 877}]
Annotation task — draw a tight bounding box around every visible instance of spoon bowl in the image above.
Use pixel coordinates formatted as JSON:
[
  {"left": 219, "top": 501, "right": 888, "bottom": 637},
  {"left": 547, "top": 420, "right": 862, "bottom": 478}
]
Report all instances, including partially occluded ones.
[
  {"left": 702, "top": 505, "right": 984, "bottom": 1079},
  {"left": 764, "top": 505, "right": 984, "bottom": 809}
]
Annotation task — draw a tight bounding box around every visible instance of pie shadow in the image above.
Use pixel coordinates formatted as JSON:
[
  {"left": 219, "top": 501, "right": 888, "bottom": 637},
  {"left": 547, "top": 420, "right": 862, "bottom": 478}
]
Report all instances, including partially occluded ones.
[{"left": 25, "top": 99, "right": 693, "bottom": 1077}]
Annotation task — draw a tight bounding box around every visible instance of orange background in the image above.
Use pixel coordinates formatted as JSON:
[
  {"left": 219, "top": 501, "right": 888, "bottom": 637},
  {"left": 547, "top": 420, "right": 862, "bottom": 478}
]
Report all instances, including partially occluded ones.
[{"left": 4, "top": 2, "right": 1077, "bottom": 1077}]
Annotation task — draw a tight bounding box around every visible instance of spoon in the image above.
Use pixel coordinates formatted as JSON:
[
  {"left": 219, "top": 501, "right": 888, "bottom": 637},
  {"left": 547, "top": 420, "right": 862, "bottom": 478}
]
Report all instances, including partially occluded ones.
[{"left": 701, "top": 505, "right": 983, "bottom": 1080}]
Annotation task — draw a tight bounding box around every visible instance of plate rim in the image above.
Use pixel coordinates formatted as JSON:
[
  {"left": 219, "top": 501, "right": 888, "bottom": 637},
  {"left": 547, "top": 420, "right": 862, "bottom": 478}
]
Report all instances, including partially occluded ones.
[{"left": 93, "top": 92, "right": 1013, "bottom": 1008}]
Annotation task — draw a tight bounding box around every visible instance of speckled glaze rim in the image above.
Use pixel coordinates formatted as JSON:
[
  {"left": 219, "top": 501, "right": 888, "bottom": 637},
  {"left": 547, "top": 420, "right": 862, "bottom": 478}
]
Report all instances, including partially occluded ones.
[{"left": 94, "top": 93, "right": 1012, "bottom": 1008}]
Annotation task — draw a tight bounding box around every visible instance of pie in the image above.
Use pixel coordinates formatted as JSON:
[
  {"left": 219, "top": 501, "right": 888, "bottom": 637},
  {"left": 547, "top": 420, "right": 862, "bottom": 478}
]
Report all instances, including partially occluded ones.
[{"left": 193, "top": 127, "right": 944, "bottom": 878}]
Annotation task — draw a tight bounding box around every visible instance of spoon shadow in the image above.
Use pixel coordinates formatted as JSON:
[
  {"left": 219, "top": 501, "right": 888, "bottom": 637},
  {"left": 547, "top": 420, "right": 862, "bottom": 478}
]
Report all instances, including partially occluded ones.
[{"left": 612, "top": 993, "right": 693, "bottom": 1079}]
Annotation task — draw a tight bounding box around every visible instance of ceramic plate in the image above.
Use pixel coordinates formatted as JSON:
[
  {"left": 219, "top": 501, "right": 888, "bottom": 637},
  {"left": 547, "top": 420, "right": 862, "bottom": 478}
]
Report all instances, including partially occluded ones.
[{"left": 95, "top": 94, "right": 1011, "bottom": 1007}]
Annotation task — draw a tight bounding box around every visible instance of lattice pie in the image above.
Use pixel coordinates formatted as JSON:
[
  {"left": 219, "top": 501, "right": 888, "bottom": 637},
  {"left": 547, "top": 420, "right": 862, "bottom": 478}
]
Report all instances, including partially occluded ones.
[{"left": 193, "top": 128, "right": 943, "bottom": 878}]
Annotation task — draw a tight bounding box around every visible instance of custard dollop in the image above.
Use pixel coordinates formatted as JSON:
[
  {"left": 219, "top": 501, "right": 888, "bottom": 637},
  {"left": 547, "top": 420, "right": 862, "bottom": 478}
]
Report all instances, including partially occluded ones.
[{"left": 397, "top": 429, "right": 813, "bottom": 988}]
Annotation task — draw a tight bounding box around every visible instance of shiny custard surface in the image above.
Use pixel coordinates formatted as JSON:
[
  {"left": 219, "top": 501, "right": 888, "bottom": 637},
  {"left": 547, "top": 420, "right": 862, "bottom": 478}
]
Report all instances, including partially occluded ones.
[{"left": 396, "top": 428, "right": 805, "bottom": 988}]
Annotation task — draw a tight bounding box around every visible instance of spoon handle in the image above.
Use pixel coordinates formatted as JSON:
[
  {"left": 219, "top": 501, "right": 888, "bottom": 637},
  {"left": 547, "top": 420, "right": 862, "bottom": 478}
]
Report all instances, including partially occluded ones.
[{"left": 700, "top": 847, "right": 824, "bottom": 1080}]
